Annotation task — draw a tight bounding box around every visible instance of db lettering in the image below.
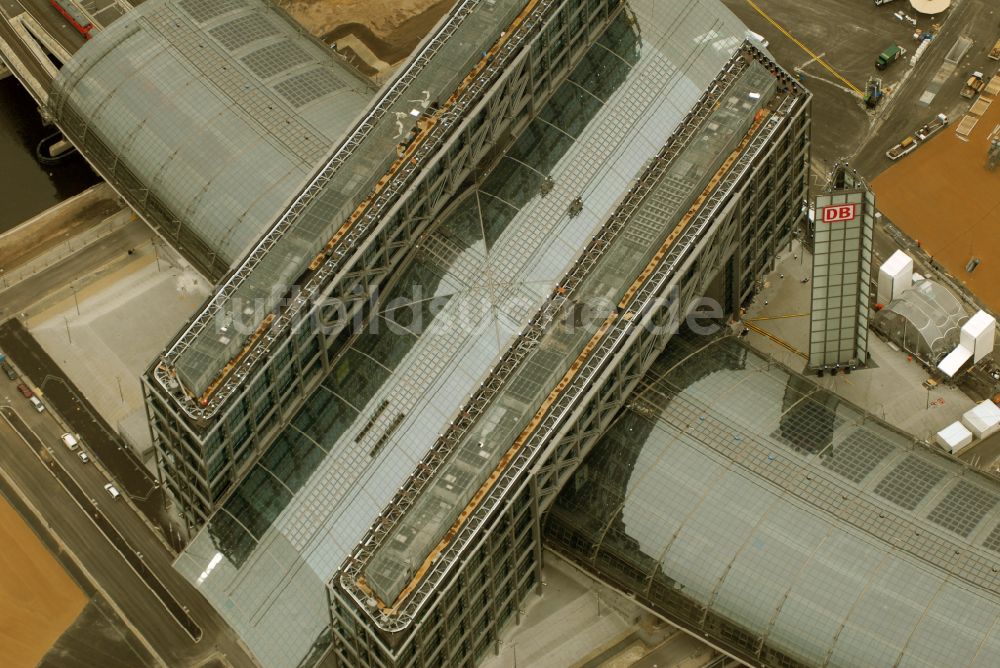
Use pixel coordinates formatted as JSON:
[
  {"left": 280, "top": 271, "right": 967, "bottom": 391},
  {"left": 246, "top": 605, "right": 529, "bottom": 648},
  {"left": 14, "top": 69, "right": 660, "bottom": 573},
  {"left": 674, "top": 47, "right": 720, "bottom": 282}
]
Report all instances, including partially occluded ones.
[{"left": 821, "top": 204, "right": 855, "bottom": 224}]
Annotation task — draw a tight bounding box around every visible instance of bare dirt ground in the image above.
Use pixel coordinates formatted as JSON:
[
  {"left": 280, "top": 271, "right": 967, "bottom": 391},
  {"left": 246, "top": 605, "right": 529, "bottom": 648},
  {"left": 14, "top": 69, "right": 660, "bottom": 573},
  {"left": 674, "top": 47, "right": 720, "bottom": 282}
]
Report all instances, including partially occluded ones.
[
  {"left": 872, "top": 99, "right": 1000, "bottom": 313},
  {"left": 0, "top": 494, "right": 86, "bottom": 668},
  {"left": 284, "top": 0, "right": 456, "bottom": 69}
]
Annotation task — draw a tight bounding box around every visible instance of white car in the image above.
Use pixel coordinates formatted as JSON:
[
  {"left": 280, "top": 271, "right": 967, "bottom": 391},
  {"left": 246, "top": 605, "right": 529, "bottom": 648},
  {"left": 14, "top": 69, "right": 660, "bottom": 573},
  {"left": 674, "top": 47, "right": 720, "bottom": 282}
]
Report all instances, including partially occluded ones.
[
  {"left": 104, "top": 483, "right": 121, "bottom": 500},
  {"left": 78, "top": 451, "right": 89, "bottom": 464}
]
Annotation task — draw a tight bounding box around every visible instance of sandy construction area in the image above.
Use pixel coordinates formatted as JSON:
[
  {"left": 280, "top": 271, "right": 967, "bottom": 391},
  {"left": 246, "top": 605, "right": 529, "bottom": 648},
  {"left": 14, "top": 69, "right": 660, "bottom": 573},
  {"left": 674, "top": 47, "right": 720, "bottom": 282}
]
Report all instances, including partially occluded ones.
[
  {"left": 285, "top": 0, "right": 456, "bottom": 63},
  {"left": 0, "top": 495, "right": 86, "bottom": 668},
  {"left": 872, "top": 101, "right": 1000, "bottom": 313}
]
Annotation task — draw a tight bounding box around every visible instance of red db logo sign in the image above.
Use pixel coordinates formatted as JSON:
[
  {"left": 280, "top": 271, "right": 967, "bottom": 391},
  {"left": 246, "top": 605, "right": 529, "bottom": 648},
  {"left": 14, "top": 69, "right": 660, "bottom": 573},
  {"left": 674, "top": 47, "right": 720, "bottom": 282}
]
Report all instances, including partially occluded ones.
[{"left": 821, "top": 204, "right": 856, "bottom": 224}]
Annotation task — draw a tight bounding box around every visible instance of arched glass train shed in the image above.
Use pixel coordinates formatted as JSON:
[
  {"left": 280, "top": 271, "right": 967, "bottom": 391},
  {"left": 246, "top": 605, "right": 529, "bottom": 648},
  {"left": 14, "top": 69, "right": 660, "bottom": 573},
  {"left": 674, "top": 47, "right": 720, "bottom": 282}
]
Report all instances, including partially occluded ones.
[{"left": 548, "top": 332, "right": 1000, "bottom": 668}]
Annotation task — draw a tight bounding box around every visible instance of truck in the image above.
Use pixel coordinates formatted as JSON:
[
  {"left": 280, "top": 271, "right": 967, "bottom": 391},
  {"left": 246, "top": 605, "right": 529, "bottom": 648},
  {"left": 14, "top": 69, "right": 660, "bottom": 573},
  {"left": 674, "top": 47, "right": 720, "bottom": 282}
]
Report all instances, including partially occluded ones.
[
  {"left": 876, "top": 44, "right": 906, "bottom": 70},
  {"left": 961, "top": 71, "right": 985, "bottom": 99},
  {"left": 990, "top": 38, "right": 1000, "bottom": 61},
  {"left": 915, "top": 113, "right": 949, "bottom": 141},
  {"left": 886, "top": 135, "right": 918, "bottom": 160},
  {"left": 886, "top": 114, "right": 950, "bottom": 160}
]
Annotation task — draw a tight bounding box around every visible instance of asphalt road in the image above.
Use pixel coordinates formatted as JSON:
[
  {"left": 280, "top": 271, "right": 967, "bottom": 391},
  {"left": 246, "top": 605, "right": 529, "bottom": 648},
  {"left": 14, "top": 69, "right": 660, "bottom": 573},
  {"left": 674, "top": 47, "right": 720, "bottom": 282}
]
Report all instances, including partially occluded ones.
[
  {"left": 2, "top": 406, "right": 202, "bottom": 640},
  {"left": 0, "top": 219, "right": 152, "bottom": 320},
  {"left": 0, "top": 2, "right": 54, "bottom": 96},
  {"left": 0, "top": 317, "right": 188, "bottom": 547},
  {"left": 723, "top": 0, "right": 999, "bottom": 179},
  {"left": 0, "top": 372, "right": 256, "bottom": 667}
]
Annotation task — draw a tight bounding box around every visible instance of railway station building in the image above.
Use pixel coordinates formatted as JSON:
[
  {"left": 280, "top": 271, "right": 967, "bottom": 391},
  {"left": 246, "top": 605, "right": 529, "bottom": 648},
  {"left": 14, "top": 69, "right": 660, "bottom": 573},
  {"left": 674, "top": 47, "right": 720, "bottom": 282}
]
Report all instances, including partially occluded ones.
[{"left": 46, "top": 0, "right": 817, "bottom": 666}]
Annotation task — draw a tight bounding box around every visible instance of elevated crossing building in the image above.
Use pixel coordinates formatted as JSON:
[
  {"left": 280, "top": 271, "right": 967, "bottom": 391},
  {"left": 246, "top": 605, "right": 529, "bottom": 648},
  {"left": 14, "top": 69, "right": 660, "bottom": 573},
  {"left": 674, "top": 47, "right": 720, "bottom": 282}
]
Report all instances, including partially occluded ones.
[{"left": 20, "top": 0, "right": 818, "bottom": 666}]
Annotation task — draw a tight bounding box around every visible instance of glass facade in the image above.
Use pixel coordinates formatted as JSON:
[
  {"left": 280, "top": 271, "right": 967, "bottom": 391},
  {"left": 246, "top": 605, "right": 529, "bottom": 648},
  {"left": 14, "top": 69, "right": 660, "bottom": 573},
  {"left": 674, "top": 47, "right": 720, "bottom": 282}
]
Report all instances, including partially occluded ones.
[
  {"left": 363, "top": 55, "right": 777, "bottom": 607},
  {"left": 146, "top": 0, "right": 581, "bottom": 528},
  {"left": 547, "top": 331, "right": 1000, "bottom": 668},
  {"left": 333, "top": 6, "right": 809, "bottom": 668},
  {"left": 329, "top": 480, "right": 539, "bottom": 668},
  {"left": 167, "top": 0, "right": 540, "bottom": 396},
  {"left": 174, "top": 1, "right": 626, "bottom": 665},
  {"left": 809, "top": 182, "right": 874, "bottom": 370}
]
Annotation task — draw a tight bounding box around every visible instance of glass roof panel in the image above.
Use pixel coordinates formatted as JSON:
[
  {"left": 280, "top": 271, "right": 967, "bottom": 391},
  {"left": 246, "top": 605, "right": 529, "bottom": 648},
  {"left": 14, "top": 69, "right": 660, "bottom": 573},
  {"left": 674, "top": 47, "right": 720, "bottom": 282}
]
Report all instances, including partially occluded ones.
[
  {"left": 51, "top": 0, "right": 374, "bottom": 285},
  {"left": 363, "top": 55, "right": 777, "bottom": 604},
  {"left": 547, "top": 333, "right": 1000, "bottom": 668}
]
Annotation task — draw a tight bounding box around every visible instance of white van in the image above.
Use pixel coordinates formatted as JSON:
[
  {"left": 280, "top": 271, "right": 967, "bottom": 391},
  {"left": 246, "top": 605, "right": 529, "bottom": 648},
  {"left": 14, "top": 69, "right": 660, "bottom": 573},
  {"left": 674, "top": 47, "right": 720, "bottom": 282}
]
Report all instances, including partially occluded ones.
[
  {"left": 746, "top": 30, "right": 769, "bottom": 49},
  {"left": 104, "top": 483, "right": 121, "bottom": 500},
  {"left": 61, "top": 433, "right": 79, "bottom": 451},
  {"left": 29, "top": 396, "right": 45, "bottom": 413}
]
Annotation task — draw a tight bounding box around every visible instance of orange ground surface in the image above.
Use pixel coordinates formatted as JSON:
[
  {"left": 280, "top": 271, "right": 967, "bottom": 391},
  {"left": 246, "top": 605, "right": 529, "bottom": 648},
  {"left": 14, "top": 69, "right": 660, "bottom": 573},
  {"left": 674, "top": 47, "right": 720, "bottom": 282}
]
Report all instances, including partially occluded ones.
[
  {"left": 0, "top": 495, "right": 86, "bottom": 668},
  {"left": 285, "top": 0, "right": 455, "bottom": 62},
  {"left": 872, "top": 100, "right": 1000, "bottom": 312}
]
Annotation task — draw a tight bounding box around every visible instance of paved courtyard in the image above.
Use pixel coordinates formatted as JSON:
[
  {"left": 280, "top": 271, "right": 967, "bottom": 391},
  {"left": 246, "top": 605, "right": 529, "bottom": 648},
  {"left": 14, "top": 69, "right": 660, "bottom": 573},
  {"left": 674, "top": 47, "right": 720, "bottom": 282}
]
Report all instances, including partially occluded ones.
[
  {"left": 742, "top": 239, "right": 975, "bottom": 444},
  {"left": 28, "top": 243, "right": 209, "bottom": 460}
]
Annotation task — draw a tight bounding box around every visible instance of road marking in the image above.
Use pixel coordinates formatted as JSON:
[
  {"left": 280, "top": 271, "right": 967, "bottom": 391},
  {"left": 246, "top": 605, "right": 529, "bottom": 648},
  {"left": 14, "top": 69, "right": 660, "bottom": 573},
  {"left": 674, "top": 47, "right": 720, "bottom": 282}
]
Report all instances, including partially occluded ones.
[
  {"left": 743, "top": 320, "right": 808, "bottom": 360},
  {"left": 793, "top": 70, "right": 862, "bottom": 97},
  {"left": 796, "top": 51, "right": 826, "bottom": 70},
  {"left": 745, "top": 0, "right": 863, "bottom": 97},
  {"left": 746, "top": 312, "right": 809, "bottom": 322}
]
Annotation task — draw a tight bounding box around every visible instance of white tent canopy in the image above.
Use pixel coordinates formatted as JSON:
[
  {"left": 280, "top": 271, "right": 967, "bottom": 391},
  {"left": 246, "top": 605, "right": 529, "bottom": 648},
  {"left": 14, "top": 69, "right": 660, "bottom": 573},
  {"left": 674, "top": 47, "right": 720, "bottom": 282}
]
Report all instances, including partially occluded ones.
[
  {"left": 937, "top": 421, "right": 974, "bottom": 454},
  {"left": 962, "top": 401, "right": 1000, "bottom": 440}
]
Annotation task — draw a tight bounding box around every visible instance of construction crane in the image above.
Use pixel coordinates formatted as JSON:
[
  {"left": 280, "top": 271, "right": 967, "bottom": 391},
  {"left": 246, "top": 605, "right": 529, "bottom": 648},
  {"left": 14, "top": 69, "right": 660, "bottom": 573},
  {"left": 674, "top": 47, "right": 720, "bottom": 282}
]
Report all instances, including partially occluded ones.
[{"left": 864, "top": 76, "right": 883, "bottom": 109}]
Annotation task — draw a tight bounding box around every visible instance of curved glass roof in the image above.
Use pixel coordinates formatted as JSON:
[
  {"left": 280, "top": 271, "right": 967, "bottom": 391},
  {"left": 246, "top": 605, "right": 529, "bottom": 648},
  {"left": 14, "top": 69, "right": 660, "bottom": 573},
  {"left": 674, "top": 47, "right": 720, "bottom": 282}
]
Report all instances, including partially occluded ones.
[
  {"left": 49, "top": 0, "right": 375, "bottom": 277},
  {"left": 547, "top": 333, "right": 1000, "bottom": 668},
  {"left": 873, "top": 279, "right": 967, "bottom": 362}
]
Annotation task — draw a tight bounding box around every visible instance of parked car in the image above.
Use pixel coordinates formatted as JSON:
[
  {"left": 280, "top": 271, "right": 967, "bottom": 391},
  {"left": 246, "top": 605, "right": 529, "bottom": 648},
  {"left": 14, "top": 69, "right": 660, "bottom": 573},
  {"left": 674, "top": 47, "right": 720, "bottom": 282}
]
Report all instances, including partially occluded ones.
[
  {"left": 16, "top": 383, "right": 32, "bottom": 398},
  {"left": 1, "top": 361, "right": 16, "bottom": 381},
  {"left": 78, "top": 451, "right": 90, "bottom": 464},
  {"left": 104, "top": 483, "right": 121, "bottom": 500},
  {"left": 29, "top": 396, "right": 44, "bottom": 413},
  {"left": 61, "top": 433, "right": 79, "bottom": 451}
]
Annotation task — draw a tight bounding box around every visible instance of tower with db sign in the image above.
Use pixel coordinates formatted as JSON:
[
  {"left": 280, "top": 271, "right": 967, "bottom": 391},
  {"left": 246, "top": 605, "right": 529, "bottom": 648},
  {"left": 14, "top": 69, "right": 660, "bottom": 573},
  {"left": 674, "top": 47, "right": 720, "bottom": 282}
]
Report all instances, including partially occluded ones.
[{"left": 808, "top": 162, "right": 874, "bottom": 372}]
